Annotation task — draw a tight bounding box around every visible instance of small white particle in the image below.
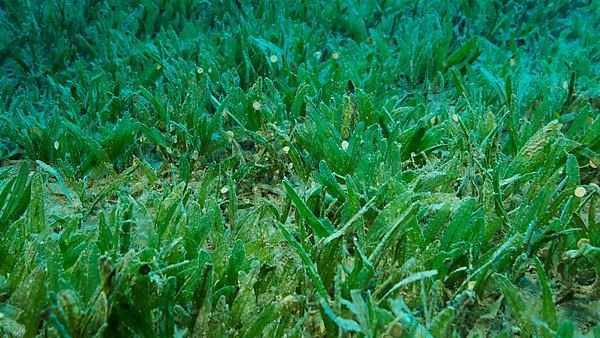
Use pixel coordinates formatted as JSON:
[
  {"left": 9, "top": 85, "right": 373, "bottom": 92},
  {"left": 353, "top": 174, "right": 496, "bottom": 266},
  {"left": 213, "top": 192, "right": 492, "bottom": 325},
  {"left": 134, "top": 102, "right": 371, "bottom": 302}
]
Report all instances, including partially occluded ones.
[
  {"left": 196, "top": 67, "right": 204, "bottom": 75},
  {"left": 252, "top": 101, "right": 262, "bottom": 111},
  {"left": 54, "top": 141, "right": 59, "bottom": 150},
  {"left": 562, "top": 81, "right": 568, "bottom": 89},
  {"left": 282, "top": 146, "right": 290, "bottom": 154},
  {"left": 452, "top": 114, "right": 460, "bottom": 122},
  {"left": 574, "top": 186, "right": 587, "bottom": 198},
  {"left": 270, "top": 54, "right": 278, "bottom": 63},
  {"left": 341, "top": 140, "right": 349, "bottom": 151},
  {"left": 332, "top": 51, "right": 340, "bottom": 60},
  {"left": 220, "top": 186, "right": 229, "bottom": 194},
  {"left": 590, "top": 160, "right": 598, "bottom": 169}
]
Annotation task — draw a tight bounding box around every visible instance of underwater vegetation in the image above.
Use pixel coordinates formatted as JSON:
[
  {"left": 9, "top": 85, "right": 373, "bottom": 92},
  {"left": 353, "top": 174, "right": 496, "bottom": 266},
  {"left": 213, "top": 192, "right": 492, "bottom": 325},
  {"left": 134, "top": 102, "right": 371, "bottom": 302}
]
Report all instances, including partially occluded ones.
[{"left": 0, "top": 0, "right": 599, "bottom": 337}]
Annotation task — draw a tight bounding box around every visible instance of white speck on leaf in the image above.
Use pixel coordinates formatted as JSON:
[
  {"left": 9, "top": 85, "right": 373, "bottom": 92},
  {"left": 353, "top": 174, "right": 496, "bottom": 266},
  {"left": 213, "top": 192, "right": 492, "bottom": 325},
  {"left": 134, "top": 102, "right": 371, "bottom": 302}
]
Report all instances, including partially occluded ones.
[
  {"left": 574, "top": 186, "right": 586, "bottom": 198},
  {"left": 341, "top": 140, "right": 349, "bottom": 151}
]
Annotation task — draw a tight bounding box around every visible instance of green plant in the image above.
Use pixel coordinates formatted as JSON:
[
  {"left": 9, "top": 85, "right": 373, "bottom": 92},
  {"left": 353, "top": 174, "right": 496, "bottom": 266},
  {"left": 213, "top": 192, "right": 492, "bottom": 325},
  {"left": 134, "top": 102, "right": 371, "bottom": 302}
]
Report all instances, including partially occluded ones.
[{"left": 0, "top": 0, "right": 599, "bottom": 337}]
